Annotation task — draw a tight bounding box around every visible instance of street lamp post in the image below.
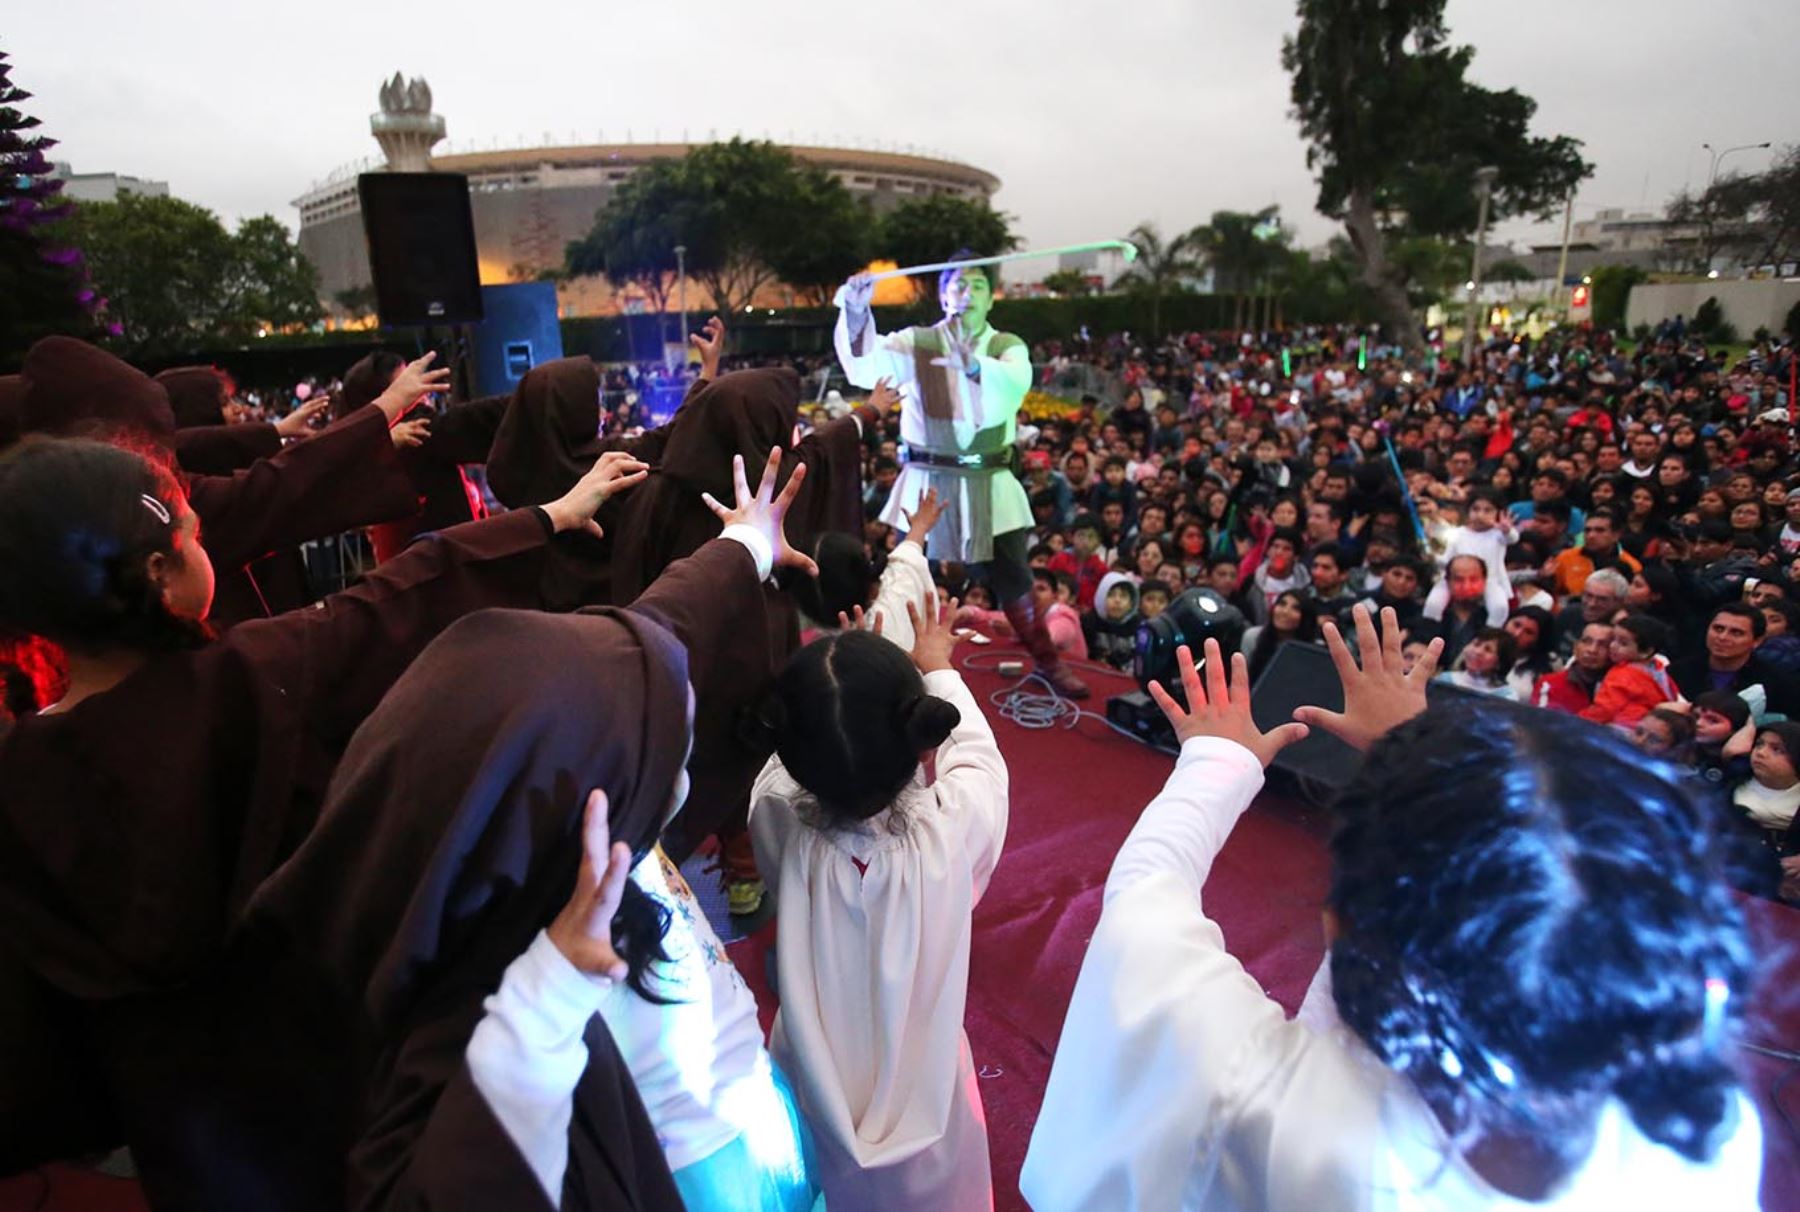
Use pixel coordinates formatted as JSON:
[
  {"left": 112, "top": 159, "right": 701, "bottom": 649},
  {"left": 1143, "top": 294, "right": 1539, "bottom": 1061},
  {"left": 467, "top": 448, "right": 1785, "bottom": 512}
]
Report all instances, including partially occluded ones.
[
  {"left": 674, "top": 244, "right": 688, "bottom": 366},
  {"left": 1464, "top": 165, "right": 1500, "bottom": 369}
]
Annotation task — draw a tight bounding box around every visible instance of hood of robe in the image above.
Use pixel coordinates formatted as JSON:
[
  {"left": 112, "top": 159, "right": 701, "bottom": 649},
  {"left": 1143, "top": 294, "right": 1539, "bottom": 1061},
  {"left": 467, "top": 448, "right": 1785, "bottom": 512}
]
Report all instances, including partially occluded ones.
[
  {"left": 154, "top": 366, "right": 230, "bottom": 429},
  {"left": 0, "top": 375, "right": 22, "bottom": 450},
  {"left": 19, "top": 336, "right": 177, "bottom": 451},
  {"left": 248, "top": 604, "right": 692, "bottom": 1031},
  {"left": 485, "top": 356, "right": 603, "bottom": 507}
]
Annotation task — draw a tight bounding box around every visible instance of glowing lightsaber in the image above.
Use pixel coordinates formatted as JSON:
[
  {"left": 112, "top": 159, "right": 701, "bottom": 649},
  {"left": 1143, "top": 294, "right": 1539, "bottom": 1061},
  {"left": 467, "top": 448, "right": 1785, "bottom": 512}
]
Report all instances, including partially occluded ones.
[{"left": 833, "top": 239, "right": 1139, "bottom": 305}]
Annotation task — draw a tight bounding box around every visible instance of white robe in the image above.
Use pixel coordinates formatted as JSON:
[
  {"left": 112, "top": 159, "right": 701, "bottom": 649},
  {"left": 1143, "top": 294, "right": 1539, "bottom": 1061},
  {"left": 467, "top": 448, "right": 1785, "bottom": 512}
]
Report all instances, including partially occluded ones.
[
  {"left": 866, "top": 539, "right": 935, "bottom": 653},
  {"left": 1022, "top": 736, "right": 1765, "bottom": 1212},
  {"left": 834, "top": 308, "right": 1034, "bottom": 561},
  {"left": 750, "top": 669, "right": 1009, "bottom": 1211}
]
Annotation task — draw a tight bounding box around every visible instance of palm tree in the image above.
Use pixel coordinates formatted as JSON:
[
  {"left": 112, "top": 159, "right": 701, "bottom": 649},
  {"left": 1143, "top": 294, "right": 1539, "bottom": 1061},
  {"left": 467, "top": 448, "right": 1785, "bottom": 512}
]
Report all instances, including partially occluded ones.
[
  {"left": 1118, "top": 221, "right": 1203, "bottom": 335},
  {"left": 1191, "top": 207, "right": 1286, "bottom": 330}
]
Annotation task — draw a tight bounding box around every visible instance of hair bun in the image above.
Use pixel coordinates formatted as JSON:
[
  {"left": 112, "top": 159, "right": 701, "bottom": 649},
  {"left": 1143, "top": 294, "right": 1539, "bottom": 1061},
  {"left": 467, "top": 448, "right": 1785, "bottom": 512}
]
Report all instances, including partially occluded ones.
[
  {"left": 897, "top": 694, "right": 960, "bottom": 751},
  {"left": 739, "top": 692, "right": 787, "bottom": 749},
  {"left": 1615, "top": 1051, "right": 1739, "bottom": 1163}
]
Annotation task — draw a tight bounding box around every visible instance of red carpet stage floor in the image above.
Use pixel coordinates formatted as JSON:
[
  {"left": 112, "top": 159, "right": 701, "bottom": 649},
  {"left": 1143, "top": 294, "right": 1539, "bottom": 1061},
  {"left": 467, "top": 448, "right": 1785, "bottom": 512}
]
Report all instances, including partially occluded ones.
[{"left": 5, "top": 657, "right": 1798, "bottom": 1211}]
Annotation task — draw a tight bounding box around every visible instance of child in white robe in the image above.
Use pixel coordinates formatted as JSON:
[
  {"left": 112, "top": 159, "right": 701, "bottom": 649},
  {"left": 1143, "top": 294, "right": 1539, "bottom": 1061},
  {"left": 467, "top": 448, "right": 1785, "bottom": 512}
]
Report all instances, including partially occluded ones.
[{"left": 750, "top": 594, "right": 1008, "bottom": 1211}]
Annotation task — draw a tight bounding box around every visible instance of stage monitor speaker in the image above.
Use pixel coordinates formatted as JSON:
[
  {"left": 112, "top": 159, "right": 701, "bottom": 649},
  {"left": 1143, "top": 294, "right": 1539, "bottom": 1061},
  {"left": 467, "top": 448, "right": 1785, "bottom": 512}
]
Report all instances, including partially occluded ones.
[
  {"left": 1249, "top": 641, "right": 1361, "bottom": 791},
  {"left": 358, "top": 173, "right": 483, "bottom": 327},
  {"left": 471, "top": 282, "right": 563, "bottom": 398}
]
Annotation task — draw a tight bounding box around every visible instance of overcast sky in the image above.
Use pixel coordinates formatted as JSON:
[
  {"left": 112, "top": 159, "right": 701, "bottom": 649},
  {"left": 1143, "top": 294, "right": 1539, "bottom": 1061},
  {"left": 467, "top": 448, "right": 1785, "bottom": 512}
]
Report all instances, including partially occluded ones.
[{"left": 10, "top": 0, "right": 1796, "bottom": 277}]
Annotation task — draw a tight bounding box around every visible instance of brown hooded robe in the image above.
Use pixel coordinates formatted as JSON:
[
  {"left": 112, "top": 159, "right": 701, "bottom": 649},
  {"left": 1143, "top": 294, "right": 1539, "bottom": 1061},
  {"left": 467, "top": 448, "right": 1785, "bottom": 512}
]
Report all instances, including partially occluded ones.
[
  {"left": 15, "top": 337, "right": 420, "bottom": 626},
  {"left": 0, "top": 506, "right": 583, "bottom": 1191}
]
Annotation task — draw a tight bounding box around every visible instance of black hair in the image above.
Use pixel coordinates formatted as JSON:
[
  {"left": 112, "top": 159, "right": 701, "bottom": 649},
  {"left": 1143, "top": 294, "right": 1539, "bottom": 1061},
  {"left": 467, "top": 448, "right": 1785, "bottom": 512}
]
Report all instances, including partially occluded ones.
[
  {"left": 758, "top": 630, "right": 960, "bottom": 828},
  {"left": 1534, "top": 497, "right": 1572, "bottom": 524},
  {"left": 788, "top": 532, "right": 874, "bottom": 625},
  {"left": 0, "top": 437, "right": 211, "bottom": 654},
  {"left": 0, "top": 662, "right": 39, "bottom": 718},
  {"left": 1711, "top": 600, "right": 1766, "bottom": 639},
  {"left": 1248, "top": 590, "right": 1319, "bottom": 682},
  {"left": 1308, "top": 541, "right": 1348, "bottom": 572},
  {"left": 937, "top": 249, "right": 996, "bottom": 296},
  {"left": 1507, "top": 604, "right": 1559, "bottom": 676},
  {"left": 1693, "top": 689, "right": 1751, "bottom": 733},
  {"left": 1461, "top": 626, "right": 1518, "bottom": 678},
  {"left": 612, "top": 878, "right": 677, "bottom": 1005},
  {"left": 1329, "top": 699, "right": 1753, "bottom": 1175},
  {"left": 1614, "top": 612, "right": 1670, "bottom": 658}
]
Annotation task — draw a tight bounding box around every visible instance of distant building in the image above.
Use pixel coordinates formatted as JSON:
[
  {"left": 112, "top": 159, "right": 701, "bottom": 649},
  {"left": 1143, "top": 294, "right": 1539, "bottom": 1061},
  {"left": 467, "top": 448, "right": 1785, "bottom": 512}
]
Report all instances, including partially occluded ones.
[
  {"left": 295, "top": 75, "right": 1001, "bottom": 317},
  {"left": 1055, "top": 247, "right": 1139, "bottom": 290},
  {"left": 50, "top": 162, "right": 169, "bottom": 204}
]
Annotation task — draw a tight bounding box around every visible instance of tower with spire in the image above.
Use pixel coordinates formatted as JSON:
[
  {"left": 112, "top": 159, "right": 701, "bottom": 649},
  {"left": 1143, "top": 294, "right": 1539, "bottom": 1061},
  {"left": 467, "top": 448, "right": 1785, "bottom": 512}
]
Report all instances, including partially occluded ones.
[{"left": 370, "top": 73, "right": 444, "bottom": 171}]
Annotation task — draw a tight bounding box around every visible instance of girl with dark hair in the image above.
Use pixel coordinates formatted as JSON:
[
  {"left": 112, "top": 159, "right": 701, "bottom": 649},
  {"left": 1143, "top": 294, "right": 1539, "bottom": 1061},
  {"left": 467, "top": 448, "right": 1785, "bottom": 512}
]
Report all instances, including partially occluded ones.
[
  {"left": 0, "top": 435, "right": 648, "bottom": 1193},
  {"left": 1620, "top": 479, "right": 1669, "bottom": 562},
  {"left": 1501, "top": 604, "right": 1557, "bottom": 699},
  {"left": 1240, "top": 589, "right": 1319, "bottom": 683},
  {"left": 749, "top": 592, "right": 1009, "bottom": 1210},
  {"left": 1437, "top": 625, "right": 1519, "bottom": 699},
  {"left": 1025, "top": 609, "right": 1762, "bottom": 1209}
]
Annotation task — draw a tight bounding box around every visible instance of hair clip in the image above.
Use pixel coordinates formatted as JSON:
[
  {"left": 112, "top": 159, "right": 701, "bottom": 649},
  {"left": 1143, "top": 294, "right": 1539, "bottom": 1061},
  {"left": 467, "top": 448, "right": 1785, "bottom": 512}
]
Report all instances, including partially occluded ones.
[
  {"left": 140, "top": 494, "right": 172, "bottom": 525},
  {"left": 1702, "top": 976, "right": 1730, "bottom": 1042}
]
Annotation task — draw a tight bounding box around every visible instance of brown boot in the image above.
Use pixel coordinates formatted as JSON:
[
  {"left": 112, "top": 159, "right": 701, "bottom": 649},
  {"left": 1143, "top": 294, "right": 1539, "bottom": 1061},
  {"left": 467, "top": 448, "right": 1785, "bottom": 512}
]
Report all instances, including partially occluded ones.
[{"left": 1001, "top": 594, "right": 1090, "bottom": 698}]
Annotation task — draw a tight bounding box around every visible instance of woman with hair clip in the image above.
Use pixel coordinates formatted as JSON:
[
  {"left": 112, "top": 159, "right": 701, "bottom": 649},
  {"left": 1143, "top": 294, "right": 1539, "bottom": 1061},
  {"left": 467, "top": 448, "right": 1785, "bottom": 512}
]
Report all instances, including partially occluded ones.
[
  {"left": 0, "top": 433, "right": 648, "bottom": 1196},
  {"left": 1025, "top": 606, "right": 1763, "bottom": 1210}
]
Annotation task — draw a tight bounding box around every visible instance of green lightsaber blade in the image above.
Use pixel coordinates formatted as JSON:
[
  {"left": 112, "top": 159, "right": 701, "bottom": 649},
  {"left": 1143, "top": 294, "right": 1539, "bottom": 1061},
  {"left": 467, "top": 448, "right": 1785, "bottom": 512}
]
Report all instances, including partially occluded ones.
[{"left": 869, "top": 239, "right": 1139, "bottom": 282}]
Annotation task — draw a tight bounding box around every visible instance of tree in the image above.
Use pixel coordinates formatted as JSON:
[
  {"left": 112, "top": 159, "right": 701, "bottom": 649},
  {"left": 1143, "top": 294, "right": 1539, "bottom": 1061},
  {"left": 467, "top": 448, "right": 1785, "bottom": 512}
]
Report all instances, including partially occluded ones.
[
  {"left": 60, "top": 195, "right": 322, "bottom": 354},
  {"left": 1116, "top": 221, "right": 1203, "bottom": 335},
  {"left": 761, "top": 165, "right": 874, "bottom": 306},
  {"left": 566, "top": 158, "right": 691, "bottom": 319},
  {"left": 1192, "top": 207, "right": 1288, "bottom": 329},
  {"left": 876, "top": 194, "right": 1019, "bottom": 302},
  {"left": 1667, "top": 145, "right": 1800, "bottom": 274},
  {"left": 1283, "top": 0, "right": 1591, "bottom": 358},
  {"left": 1588, "top": 264, "right": 1645, "bottom": 333},
  {"left": 1041, "top": 268, "right": 1094, "bottom": 297},
  {"left": 219, "top": 215, "right": 322, "bottom": 339},
  {"left": 0, "top": 50, "right": 100, "bottom": 367},
  {"left": 567, "top": 139, "right": 876, "bottom": 316},
  {"left": 332, "top": 284, "right": 377, "bottom": 318}
]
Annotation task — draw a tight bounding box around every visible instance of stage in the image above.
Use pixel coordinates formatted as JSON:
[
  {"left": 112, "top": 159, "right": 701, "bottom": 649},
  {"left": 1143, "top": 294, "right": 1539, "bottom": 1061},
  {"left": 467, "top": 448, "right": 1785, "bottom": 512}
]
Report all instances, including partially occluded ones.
[{"left": 5, "top": 656, "right": 1798, "bottom": 1211}]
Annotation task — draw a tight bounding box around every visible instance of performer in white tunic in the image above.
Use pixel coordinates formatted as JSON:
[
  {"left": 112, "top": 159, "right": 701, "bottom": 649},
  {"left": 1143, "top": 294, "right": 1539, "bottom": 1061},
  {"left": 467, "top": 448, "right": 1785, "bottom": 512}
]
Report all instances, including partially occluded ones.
[
  {"left": 1024, "top": 613, "right": 1764, "bottom": 1212},
  {"left": 749, "top": 595, "right": 1010, "bottom": 1210},
  {"left": 837, "top": 259, "right": 1088, "bottom": 696}
]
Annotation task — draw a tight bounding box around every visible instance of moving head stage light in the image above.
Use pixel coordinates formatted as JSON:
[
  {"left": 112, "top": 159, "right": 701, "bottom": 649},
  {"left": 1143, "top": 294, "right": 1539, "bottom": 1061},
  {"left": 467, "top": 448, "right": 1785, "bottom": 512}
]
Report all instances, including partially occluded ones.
[{"left": 1106, "top": 588, "right": 1246, "bottom": 747}]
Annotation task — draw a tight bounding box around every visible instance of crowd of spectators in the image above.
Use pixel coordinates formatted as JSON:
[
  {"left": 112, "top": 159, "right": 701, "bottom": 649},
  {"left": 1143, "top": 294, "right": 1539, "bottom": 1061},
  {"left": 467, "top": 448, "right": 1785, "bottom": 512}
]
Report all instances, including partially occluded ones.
[{"left": 839, "top": 321, "right": 1800, "bottom": 898}]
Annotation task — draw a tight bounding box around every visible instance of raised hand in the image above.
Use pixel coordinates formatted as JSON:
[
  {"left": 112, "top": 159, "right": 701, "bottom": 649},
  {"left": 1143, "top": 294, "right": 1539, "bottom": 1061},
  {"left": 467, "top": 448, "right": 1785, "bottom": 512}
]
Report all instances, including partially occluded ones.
[
  {"left": 869, "top": 377, "right": 902, "bottom": 416},
  {"left": 689, "top": 315, "right": 725, "bottom": 380},
  {"left": 274, "top": 395, "right": 330, "bottom": 438},
  {"left": 701, "top": 447, "right": 820, "bottom": 577},
  {"left": 389, "top": 416, "right": 432, "bottom": 449},
  {"left": 545, "top": 790, "right": 633, "bottom": 981},
  {"left": 374, "top": 352, "right": 452, "bottom": 423},
  {"left": 544, "top": 450, "right": 651, "bottom": 536},
  {"left": 836, "top": 604, "right": 884, "bottom": 636},
  {"left": 1294, "top": 604, "right": 1441, "bottom": 752},
  {"left": 901, "top": 487, "right": 944, "bottom": 545},
  {"left": 1148, "top": 639, "right": 1307, "bottom": 767},
  {"left": 842, "top": 272, "right": 875, "bottom": 331},
  {"left": 906, "top": 592, "right": 961, "bottom": 674}
]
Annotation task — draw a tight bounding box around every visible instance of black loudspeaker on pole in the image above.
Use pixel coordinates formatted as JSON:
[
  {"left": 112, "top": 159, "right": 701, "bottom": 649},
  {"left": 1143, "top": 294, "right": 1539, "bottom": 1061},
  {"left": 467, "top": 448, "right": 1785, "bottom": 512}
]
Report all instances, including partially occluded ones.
[{"left": 357, "top": 173, "right": 484, "bottom": 328}]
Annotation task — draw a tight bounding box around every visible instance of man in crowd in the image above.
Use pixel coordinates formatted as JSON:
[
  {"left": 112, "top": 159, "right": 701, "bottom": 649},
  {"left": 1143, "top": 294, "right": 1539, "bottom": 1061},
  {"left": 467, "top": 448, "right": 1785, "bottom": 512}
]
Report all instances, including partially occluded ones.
[
  {"left": 1533, "top": 620, "right": 1615, "bottom": 713},
  {"left": 1544, "top": 507, "right": 1641, "bottom": 598},
  {"left": 1673, "top": 602, "right": 1799, "bottom": 718}
]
